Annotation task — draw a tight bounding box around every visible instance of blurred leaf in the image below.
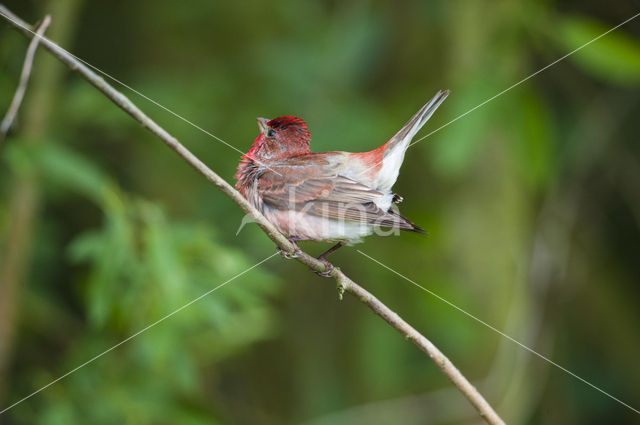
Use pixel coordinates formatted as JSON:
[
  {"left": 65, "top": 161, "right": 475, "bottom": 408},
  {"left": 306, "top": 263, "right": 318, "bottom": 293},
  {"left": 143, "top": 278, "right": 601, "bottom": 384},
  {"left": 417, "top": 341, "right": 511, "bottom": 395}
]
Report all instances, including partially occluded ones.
[
  {"left": 63, "top": 82, "right": 135, "bottom": 130},
  {"left": 3, "top": 139, "right": 40, "bottom": 176},
  {"left": 139, "top": 200, "right": 188, "bottom": 302},
  {"left": 506, "top": 88, "right": 555, "bottom": 187},
  {"left": 4, "top": 142, "right": 116, "bottom": 206},
  {"left": 430, "top": 78, "right": 500, "bottom": 177},
  {"left": 557, "top": 16, "right": 640, "bottom": 84}
]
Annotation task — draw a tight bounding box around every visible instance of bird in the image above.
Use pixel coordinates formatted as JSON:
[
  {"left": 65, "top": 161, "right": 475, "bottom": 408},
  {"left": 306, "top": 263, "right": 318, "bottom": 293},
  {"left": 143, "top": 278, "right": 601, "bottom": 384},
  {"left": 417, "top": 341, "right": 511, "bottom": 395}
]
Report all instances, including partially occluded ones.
[{"left": 235, "top": 90, "right": 449, "bottom": 274}]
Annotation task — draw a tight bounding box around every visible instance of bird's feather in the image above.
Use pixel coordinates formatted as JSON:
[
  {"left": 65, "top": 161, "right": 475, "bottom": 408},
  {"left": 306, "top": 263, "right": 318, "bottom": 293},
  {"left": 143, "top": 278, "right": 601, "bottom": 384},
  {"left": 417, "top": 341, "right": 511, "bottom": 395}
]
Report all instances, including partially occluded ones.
[
  {"left": 374, "top": 90, "right": 450, "bottom": 191},
  {"left": 259, "top": 169, "right": 423, "bottom": 232}
]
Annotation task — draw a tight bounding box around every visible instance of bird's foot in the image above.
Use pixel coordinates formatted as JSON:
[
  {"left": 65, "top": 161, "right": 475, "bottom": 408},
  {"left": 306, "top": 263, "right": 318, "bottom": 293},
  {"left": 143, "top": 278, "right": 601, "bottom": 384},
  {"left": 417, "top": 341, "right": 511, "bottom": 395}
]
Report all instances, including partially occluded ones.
[
  {"left": 314, "top": 259, "right": 334, "bottom": 278},
  {"left": 392, "top": 193, "right": 404, "bottom": 204},
  {"left": 277, "top": 240, "right": 302, "bottom": 259}
]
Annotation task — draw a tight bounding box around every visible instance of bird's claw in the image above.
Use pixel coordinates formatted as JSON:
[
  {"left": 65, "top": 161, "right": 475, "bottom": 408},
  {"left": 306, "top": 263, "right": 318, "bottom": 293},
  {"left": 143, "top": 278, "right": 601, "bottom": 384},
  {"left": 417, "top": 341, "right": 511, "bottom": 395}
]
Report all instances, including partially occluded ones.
[
  {"left": 314, "top": 260, "right": 334, "bottom": 278},
  {"left": 277, "top": 245, "right": 301, "bottom": 259}
]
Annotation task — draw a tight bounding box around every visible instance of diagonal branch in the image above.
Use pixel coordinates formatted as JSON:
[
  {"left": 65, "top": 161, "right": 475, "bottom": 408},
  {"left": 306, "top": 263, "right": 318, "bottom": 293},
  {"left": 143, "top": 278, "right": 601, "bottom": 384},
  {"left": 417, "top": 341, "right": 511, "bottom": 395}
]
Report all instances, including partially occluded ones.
[
  {"left": 0, "top": 5, "right": 504, "bottom": 424},
  {"left": 0, "top": 15, "right": 51, "bottom": 145}
]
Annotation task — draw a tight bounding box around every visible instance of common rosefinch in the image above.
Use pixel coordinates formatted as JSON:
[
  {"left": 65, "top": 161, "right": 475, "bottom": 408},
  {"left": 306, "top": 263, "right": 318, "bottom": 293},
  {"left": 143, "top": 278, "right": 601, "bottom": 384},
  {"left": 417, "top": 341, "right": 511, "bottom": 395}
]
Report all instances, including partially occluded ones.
[{"left": 235, "top": 91, "right": 449, "bottom": 272}]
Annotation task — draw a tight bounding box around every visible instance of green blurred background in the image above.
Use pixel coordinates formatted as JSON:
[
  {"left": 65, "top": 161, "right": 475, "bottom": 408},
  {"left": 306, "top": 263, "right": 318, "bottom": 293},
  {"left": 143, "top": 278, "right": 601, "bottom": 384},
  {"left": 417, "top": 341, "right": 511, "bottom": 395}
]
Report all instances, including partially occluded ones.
[{"left": 1, "top": 0, "right": 639, "bottom": 424}]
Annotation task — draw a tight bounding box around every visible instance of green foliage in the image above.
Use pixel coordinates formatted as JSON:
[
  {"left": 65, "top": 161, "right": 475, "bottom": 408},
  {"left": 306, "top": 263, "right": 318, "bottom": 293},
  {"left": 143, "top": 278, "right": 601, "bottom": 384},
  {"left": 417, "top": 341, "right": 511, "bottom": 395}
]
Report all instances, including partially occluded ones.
[
  {"left": 430, "top": 78, "right": 500, "bottom": 177},
  {"left": 557, "top": 16, "right": 640, "bottom": 84},
  {"left": 506, "top": 88, "right": 555, "bottom": 187},
  {"left": 4, "top": 144, "right": 280, "bottom": 424}
]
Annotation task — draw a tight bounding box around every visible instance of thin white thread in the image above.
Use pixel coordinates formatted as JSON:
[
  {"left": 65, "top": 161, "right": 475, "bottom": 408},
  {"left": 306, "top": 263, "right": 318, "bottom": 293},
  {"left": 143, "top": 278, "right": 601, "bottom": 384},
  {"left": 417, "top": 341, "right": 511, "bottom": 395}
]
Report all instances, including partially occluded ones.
[
  {"left": 356, "top": 10, "right": 640, "bottom": 179},
  {"left": 0, "top": 9, "right": 284, "bottom": 175},
  {"left": 409, "top": 10, "right": 640, "bottom": 149},
  {"left": 357, "top": 249, "right": 640, "bottom": 415},
  {"left": 0, "top": 252, "right": 279, "bottom": 415}
]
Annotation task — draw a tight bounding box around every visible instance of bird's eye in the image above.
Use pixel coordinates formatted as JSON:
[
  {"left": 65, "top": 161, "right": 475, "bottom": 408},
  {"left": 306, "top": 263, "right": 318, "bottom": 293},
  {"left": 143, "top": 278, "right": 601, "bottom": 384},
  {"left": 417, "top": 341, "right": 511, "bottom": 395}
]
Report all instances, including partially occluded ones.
[{"left": 267, "top": 129, "right": 276, "bottom": 137}]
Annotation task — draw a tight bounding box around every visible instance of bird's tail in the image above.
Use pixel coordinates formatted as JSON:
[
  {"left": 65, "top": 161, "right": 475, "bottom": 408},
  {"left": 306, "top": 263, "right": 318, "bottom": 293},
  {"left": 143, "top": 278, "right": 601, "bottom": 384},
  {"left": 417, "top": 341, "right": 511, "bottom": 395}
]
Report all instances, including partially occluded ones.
[
  {"left": 373, "top": 90, "right": 449, "bottom": 191},
  {"left": 383, "top": 90, "right": 449, "bottom": 157}
]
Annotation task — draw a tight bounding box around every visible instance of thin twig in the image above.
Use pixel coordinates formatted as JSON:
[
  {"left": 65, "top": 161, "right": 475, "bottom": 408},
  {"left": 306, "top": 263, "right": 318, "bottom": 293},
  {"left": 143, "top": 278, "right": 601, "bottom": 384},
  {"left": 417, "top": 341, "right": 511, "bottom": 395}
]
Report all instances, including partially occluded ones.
[
  {"left": 0, "top": 6, "right": 505, "bottom": 424},
  {"left": 0, "top": 14, "right": 50, "bottom": 145}
]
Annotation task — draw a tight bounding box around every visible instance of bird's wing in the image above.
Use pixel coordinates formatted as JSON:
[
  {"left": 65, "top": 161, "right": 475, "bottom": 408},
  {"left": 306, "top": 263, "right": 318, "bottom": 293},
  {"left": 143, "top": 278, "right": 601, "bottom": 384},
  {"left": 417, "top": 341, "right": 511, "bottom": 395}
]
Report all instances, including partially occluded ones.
[{"left": 259, "top": 172, "right": 422, "bottom": 231}]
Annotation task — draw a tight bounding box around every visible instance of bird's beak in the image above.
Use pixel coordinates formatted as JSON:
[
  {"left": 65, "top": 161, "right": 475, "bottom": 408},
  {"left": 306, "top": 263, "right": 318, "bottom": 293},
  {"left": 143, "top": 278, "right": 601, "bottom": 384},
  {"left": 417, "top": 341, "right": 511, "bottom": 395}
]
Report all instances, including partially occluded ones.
[{"left": 256, "top": 117, "right": 269, "bottom": 134}]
